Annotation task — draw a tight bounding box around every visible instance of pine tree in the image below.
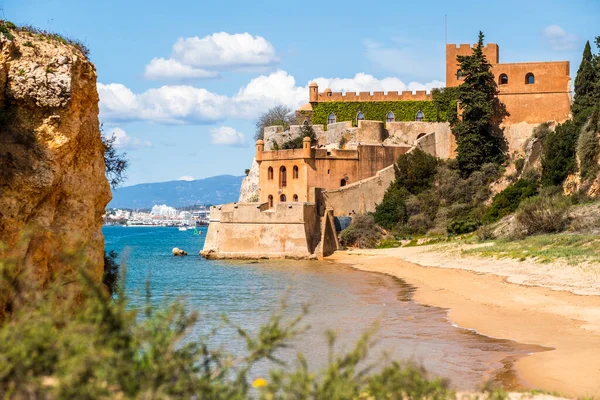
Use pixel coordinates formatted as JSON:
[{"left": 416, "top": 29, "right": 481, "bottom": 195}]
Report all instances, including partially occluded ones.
[
  {"left": 572, "top": 41, "right": 598, "bottom": 123},
  {"left": 452, "top": 31, "right": 508, "bottom": 177}
]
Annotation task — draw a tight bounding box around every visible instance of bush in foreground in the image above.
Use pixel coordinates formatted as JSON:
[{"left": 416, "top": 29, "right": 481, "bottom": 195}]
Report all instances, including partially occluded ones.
[
  {"left": 483, "top": 179, "right": 538, "bottom": 223},
  {"left": 516, "top": 195, "right": 570, "bottom": 234},
  {"left": 339, "top": 214, "right": 383, "bottom": 248},
  {"left": 0, "top": 261, "right": 459, "bottom": 399}
]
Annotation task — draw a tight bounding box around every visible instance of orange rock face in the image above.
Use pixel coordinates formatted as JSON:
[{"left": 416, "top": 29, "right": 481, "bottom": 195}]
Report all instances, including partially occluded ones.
[{"left": 0, "top": 28, "right": 111, "bottom": 286}]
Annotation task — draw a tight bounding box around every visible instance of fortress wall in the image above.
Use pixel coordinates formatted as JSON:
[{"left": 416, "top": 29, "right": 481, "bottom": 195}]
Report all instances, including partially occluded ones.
[
  {"left": 356, "top": 120, "right": 386, "bottom": 144},
  {"left": 201, "top": 202, "right": 319, "bottom": 259},
  {"left": 499, "top": 92, "right": 571, "bottom": 125},
  {"left": 322, "top": 164, "right": 396, "bottom": 216},
  {"left": 317, "top": 90, "right": 432, "bottom": 103},
  {"left": 416, "top": 132, "right": 437, "bottom": 156},
  {"left": 306, "top": 145, "right": 410, "bottom": 193},
  {"left": 446, "top": 43, "right": 500, "bottom": 85}
]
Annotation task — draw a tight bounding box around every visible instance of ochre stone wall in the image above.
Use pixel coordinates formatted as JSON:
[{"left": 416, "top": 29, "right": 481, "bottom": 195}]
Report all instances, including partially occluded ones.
[
  {"left": 322, "top": 164, "right": 396, "bottom": 216},
  {"left": 446, "top": 44, "right": 571, "bottom": 124},
  {"left": 256, "top": 144, "right": 410, "bottom": 207},
  {"left": 201, "top": 202, "right": 321, "bottom": 259}
]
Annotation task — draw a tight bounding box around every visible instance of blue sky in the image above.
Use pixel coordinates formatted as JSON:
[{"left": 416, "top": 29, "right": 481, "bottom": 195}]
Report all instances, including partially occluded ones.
[{"left": 5, "top": 0, "right": 600, "bottom": 185}]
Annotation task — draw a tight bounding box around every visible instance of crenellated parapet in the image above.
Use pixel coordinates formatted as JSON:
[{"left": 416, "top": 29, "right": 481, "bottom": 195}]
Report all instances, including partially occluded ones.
[{"left": 309, "top": 83, "right": 432, "bottom": 104}]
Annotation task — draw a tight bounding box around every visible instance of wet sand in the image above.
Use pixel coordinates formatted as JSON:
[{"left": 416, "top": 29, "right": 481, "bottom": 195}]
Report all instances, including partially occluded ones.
[{"left": 327, "top": 246, "right": 600, "bottom": 398}]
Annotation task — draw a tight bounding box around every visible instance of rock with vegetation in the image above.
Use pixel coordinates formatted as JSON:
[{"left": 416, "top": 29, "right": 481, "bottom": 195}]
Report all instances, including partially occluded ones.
[
  {"left": 0, "top": 22, "right": 111, "bottom": 295},
  {"left": 238, "top": 158, "right": 260, "bottom": 202}
]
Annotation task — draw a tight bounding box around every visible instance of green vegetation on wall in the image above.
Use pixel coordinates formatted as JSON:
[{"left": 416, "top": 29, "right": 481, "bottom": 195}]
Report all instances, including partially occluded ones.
[{"left": 311, "top": 101, "right": 444, "bottom": 127}]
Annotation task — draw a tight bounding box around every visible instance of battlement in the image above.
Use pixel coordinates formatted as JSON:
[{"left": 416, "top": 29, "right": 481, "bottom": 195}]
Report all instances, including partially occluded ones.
[
  {"left": 448, "top": 43, "right": 499, "bottom": 51},
  {"left": 308, "top": 82, "right": 432, "bottom": 103}
]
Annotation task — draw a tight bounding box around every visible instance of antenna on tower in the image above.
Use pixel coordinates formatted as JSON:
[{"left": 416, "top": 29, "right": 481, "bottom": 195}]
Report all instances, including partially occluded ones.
[{"left": 445, "top": 14, "right": 447, "bottom": 45}]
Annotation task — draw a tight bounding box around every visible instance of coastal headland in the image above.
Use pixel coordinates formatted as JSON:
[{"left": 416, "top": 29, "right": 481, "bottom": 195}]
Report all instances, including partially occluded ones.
[{"left": 328, "top": 246, "right": 600, "bottom": 398}]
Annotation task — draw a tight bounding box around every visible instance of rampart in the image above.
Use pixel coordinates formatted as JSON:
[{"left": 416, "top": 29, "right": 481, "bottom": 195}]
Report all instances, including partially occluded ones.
[
  {"left": 322, "top": 164, "right": 397, "bottom": 216},
  {"left": 314, "top": 89, "right": 432, "bottom": 103},
  {"left": 201, "top": 202, "right": 338, "bottom": 259}
]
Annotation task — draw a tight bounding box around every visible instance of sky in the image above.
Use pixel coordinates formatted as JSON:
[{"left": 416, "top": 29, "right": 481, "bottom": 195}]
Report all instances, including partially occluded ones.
[{"left": 4, "top": 0, "right": 600, "bottom": 185}]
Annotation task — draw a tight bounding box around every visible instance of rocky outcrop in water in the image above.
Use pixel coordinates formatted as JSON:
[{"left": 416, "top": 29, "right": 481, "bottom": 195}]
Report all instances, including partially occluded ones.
[{"left": 0, "top": 25, "right": 111, "bottom": 287}]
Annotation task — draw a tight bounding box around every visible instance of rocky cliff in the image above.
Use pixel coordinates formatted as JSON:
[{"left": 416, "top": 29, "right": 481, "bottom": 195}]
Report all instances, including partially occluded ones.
[{"left": 0, "top": 23, "right": 111, "bottom": 286}]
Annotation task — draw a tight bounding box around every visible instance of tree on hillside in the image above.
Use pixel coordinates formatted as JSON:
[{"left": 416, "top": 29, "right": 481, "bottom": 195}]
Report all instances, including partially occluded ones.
[
  {"left": 572, "top": 41, "right": 599, "bottom": 124},
  {"left": 452, "top": 31, "right": 508, "bottom": 177},
  {"left": 254, "top": 105, "right": 296, "bottom": 141}
]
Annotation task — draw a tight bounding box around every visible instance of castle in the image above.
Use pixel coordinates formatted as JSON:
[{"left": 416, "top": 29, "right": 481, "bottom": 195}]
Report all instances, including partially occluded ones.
[{"left": 201, "top": 42, "right": 572, "bottom": 259}]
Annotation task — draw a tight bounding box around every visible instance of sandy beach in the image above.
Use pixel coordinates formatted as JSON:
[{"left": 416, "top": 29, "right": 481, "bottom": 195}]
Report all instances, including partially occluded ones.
[{"left": 327, "top": 244, "right": 600, "bottom": 398}]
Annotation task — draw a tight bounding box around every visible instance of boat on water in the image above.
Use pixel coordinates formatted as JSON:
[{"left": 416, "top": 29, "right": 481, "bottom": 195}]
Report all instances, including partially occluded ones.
[{"left": 178, "top": 226, "right": 188, "bottom": 231}]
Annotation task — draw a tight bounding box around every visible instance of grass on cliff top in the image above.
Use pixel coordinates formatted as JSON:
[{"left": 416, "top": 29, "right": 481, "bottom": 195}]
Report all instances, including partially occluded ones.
[
  {"left": 0, "top": 20, "right": 89, "bottom": 58},
  {"left": 463, "top": 234, "right": 600, "bottom": 265}
]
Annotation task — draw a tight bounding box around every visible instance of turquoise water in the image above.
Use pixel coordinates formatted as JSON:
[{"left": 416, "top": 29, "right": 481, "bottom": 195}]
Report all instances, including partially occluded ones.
[{"left": 104, "top": 226, "right": 539, "bottom": 390}]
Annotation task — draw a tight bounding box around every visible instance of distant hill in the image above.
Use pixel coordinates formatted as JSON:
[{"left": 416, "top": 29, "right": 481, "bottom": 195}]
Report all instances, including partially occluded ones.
[{"left": 108, "top": 175, "right": 244, "bottom": 209}]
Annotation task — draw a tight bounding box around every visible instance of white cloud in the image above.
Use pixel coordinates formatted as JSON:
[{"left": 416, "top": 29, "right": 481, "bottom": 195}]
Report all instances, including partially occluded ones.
[
  {"left": 210, "top": 126, "right": 247, "bottom": 147},
  {"left": 144, "top": 58, "right": 220, "bottom": 80},
  {"left": 106, "top": 127, "right": 152, "bottom": 150},
  {"left": 173, "top": 32, "right": 279, "bottom": 69},
  {"left": 98, "top": 71, "right": 444, "bottom": 125},
  {"left": 543, "top": 25, "right": 579, "bottom": 51},
  {"left": 177, "top": 175, "right": 195, "bottom": 181},
  {"left": 144, "top": 32, "right": 279, "bottom": 80}
]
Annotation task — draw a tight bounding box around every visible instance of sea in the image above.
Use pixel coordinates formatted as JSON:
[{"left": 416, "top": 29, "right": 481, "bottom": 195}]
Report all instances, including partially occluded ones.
[{"left": 104, "top": 225, "right": 543, "bottom": 390}]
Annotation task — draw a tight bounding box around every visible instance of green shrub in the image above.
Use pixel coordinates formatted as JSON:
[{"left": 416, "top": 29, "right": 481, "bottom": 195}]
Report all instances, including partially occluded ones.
[
  {"left": 373, "top": 185, "right": 408, "bottom": 230},
  {"left": 514, "top": 157, "right": 525, "bottom": 175},
  {"left": 476, "top": 224, "right": 496, "bottom": 241},
  {"left": 0, "top": 21, "right": 15, "bottom": 40},
  {"left": 339, "top": 214, "right": 383, "bottom": 248},
  {"left": 576, "top": 114, "right": 600, "bottom": 180},
  {"left": 447, "top": 215, "right": 480, "bottom": 235},
  {"left": 483, "top": 179, "right": 538, "bottom": 223},
  {"left": 395, "top": 148, "right": 439, "bottom": 195},
  {"left": 541, "top": 121, "right": 580, "bottom": 187},
  {"left": 102, "top": 250, "right": 120, "bottom": 296},
  {"left": 515, "top": 195, "right": 570, "bottom": 234},
  {"left": 281, "top": 124, "right": 316, "bottom": 149},
  {"left": 22, "top": 41, "right": 34, "bottom": 47},
  {"left": 407, "top": 214, "right": 434, "bottom": 235}
]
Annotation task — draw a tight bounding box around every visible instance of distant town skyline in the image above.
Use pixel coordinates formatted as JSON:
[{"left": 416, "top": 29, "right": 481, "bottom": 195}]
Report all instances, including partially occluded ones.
[{"left": 5, "top": 0, "right": 600, "bottom": 185}]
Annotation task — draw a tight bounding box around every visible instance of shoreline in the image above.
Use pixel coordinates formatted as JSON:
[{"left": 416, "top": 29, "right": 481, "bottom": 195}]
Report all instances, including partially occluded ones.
[{"left": 326, "top": 246, "right": 600, "bottom": 398}]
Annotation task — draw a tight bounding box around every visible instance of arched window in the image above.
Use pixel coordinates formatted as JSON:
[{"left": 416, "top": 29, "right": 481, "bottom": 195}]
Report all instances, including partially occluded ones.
[
  {"left": 328, "top": 112, "right": 336, "bottom": 125},
  {"left": 267, "top": 167, "right": 273, "bottom": 180},
  {"left": 280, "top": 194, "right": 287, "bottom": 202},
  {"left": 268, "top": 195, "right": 273, "bottom": 208},
  {"left": 499, "top": 74, "right": 508, "bottom": 85},
  {"left": 416, "top": 109, "right": 424, "bottom": 122},
  {"left": 417, "top": 133, "right": 426, "bottom": 140},
  {"left": 293, "top": 165, "right": 299, "bottom": 179},
  {"left": 357, "top": 111, "right": 365, "bottom": 122},
  {"left": 457, "top": 70, "right": 463, "bottom": 80},
  {"left": 279, "top": 166, "right": 287, "bottom": 188},
  {"left": 526, "top": 73, "right": 535, "bottom": 85},
  {"left": 340, "top": 179, "right": 347, "bottom": 187},
  {"left": 293, "top": 194, "right": 298, "bottom": 202},
  {"left": 386, "top": 111, "right": 395, "bottom": 122}
]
